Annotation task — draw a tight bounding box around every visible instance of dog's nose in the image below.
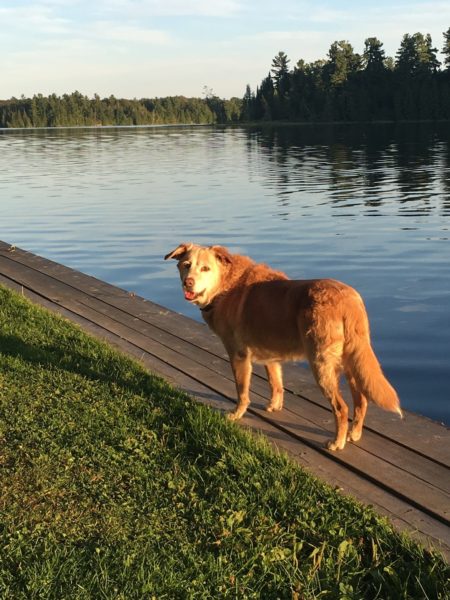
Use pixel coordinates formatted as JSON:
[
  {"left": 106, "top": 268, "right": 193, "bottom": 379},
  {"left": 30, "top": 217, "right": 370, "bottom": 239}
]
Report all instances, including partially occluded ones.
[{"left": 185, "top": 277, "right": 195, "bottom": 289}]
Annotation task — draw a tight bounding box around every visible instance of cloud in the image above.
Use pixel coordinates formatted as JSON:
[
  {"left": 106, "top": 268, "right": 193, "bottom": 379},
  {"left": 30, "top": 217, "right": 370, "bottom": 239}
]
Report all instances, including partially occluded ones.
[
  {"left": 97, "top": 0, "right": 242, "bottom": 18},
  {"left": 0, "top": 5, "right": 70, "bottom": 34},
  {"left": 240, "top": 30, "right": 324, "bottom": 43},
  {"left": 307, "top": 7, "right": 347, "bottom": 24},
  {"left": 90, "top": 22, "right": 171, "bottom": 45}
]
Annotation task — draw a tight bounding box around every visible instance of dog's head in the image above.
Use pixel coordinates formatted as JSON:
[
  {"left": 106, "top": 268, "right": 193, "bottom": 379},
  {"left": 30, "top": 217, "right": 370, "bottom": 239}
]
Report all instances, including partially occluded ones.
[{"left": 164, "top": 243, "right": 232, "bottom": 308}]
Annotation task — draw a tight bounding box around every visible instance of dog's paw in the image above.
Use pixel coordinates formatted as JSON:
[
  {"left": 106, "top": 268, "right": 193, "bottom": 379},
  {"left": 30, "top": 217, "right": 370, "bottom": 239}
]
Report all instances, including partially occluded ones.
[
  {"left": 347, "top": 428, "right": 362, "bottom": 443},
  {"left": 266, "top": 404, "right": 282, "bottom": 413},
  {"left": 227, "top": 411, "right": 242, "bottom": 421},
  {"left": 326, "top": 438, "right": 346, "bottom": 451}
]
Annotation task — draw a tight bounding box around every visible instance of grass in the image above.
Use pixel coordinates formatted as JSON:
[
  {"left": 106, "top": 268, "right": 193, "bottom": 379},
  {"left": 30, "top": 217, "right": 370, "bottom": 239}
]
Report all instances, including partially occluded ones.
[{"left": 0, "top": 285, "right": 448, "bottom": 599}]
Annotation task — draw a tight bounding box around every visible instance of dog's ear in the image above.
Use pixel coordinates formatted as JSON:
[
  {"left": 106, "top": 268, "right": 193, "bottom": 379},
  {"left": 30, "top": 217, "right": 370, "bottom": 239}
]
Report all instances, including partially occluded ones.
[
  {"left": 211, "top": 245, "right": 232, "bottom": 265},
  {"left": 164, "top": 243, "right": 193, "bottom": 261}
]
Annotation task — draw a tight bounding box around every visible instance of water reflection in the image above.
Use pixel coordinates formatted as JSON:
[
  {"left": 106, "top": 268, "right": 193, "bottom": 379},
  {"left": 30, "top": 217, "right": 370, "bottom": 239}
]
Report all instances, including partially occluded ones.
[{"left": 243, "top": 123, "right": 450, "bottom": 219}]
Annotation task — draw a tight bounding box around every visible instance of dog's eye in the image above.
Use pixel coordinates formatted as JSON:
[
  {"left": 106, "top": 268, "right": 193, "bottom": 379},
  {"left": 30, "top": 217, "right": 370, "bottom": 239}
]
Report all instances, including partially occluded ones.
[
  {"left": 201, "top": 266, "right": 210, "bottom": 272},
  {"left": 182, "top": 261, "right": 191, "bottom": 269}
]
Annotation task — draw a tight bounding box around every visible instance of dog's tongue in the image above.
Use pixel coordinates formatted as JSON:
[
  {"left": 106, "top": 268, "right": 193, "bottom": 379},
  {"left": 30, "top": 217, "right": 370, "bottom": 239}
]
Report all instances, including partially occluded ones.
[{"left": 184, "top": 290, "right": 196, "bottom": 301}]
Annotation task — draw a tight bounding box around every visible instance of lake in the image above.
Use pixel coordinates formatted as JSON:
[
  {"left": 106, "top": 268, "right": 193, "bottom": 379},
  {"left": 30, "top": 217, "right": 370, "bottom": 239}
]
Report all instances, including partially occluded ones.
[{"left": 1, "top": 123, "right": 449, "bottom": 424}]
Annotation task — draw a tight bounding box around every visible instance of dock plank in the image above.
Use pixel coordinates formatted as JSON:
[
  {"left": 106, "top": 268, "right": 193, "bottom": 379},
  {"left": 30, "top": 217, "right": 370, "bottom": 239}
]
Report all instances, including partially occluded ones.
[{"left": 0, "top": 242, "right": 449, "bottom": 559}]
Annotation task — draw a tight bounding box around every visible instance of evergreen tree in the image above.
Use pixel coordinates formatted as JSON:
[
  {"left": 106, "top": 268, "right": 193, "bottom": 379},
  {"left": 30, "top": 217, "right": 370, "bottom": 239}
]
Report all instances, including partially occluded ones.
[
  {"left": 396, "top": 34, "right": 419, "bottom": 75},
  {"left": 271, "top": 52, "right": 290, "bottom": 87},
  {"left": 416, "top": 33, "right": 440, "bottom": 73},
  {"left": 363, "top": 37, "right": 386, "bottom": 73},
  {"left": 325, "top": 41, "right": 361, "bottom": 86},
  {"left": 271, "top": 51, "right": 291, "bottom": 100},
  {"left": 443, "top": 27, "right": 450, "bottom": 70},
  {"left": 252, "top": 74, "right": 275, "bottom": 120},
  {"left": 242, "top": 84, "right": 255, "bottom": 121},
  {"left": 384, "top": 56, "right": 395, "bottom": 71},
  {"left": 396, "top": 33, "right": 440, "bottom": 75}
]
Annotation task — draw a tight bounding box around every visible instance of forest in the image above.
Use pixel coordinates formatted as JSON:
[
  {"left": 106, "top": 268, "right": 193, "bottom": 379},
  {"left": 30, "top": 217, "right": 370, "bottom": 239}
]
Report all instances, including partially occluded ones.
[
  {"left": 1, "top": 29, "right": 449, "bottom": 128},
  {"left": 0, "top": 94, "right": 242, "bottom": 128}
]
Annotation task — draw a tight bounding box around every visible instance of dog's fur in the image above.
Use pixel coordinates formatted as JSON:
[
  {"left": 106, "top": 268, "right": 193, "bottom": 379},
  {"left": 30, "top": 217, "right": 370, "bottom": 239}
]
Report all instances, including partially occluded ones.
[{"left": 165, "top": 243, "right": 401, "bottom": 450}]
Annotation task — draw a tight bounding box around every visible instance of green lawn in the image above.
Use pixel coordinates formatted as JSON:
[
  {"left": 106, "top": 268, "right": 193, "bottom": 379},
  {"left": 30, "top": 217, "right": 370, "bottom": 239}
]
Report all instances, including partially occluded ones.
[{"left": 0, "top": 286, "right": 448, "bottom": 599}]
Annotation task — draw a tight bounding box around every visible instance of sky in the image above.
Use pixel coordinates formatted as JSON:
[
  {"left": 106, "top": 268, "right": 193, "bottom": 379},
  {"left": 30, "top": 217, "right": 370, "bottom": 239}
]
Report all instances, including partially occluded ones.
[{"left": 1, "top": 0, "right": 449, "bottom": 100}]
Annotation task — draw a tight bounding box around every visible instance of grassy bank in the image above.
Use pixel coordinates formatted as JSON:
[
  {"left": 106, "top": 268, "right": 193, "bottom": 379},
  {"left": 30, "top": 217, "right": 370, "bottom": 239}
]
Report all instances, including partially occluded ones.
[{"left": 0, "top": 286, "right": 448, "bottom": 599}]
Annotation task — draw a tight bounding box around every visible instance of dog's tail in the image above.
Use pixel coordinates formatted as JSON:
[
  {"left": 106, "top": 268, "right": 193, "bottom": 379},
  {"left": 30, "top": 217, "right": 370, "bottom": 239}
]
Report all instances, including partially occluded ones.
[{"left": 344, "top": 295, "right": 402, "bottom": 417}]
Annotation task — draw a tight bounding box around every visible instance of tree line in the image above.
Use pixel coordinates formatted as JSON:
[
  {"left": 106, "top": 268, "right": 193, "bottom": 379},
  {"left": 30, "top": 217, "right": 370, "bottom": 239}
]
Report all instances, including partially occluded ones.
[
  {"left": 1, "top": 29, "right": 449, "bottom": 128},
  {"left": 244, "top": 29, "right": 450, "bottom": 122},
  {"left": 0, "top": 93, "right": 242, "bottom": 128}
]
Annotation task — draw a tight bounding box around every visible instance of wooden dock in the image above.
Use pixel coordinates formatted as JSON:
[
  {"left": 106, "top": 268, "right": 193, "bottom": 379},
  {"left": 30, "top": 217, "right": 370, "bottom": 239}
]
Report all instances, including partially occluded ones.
[{"left": 0, "top": 240, "right": 449, "bottom": 560}]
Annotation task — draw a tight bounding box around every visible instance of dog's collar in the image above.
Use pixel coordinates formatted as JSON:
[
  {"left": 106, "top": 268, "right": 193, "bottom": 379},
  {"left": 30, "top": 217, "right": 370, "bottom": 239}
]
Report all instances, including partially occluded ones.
[{"left": 200, "top": 302, "right": 214, "bottom": 314}]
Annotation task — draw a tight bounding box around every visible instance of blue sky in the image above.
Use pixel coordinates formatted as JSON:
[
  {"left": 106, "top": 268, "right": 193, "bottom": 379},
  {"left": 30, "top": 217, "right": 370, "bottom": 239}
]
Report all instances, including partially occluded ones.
[{"left": 1, "top": 0, "right": 448, "bottom": 99}]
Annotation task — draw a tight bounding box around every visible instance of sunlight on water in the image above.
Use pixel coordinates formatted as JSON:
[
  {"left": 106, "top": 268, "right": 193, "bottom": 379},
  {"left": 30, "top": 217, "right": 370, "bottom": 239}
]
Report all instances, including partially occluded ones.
[{"left": 1, "top": 123, "right": 449, "bottom": 423}]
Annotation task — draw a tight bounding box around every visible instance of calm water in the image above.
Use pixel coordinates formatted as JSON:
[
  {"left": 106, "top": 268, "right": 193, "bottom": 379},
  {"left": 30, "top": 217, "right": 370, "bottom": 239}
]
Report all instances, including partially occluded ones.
[{"left": 1, "top": 124, "right": 449, "bottom": 424}]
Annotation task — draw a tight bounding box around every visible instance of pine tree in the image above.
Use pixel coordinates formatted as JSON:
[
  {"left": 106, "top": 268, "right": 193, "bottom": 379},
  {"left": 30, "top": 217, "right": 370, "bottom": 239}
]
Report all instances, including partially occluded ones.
[
  {"left": 325, "top": 41, "right": 361, "bottom": 86},
  {"left": 396, "top": 34, "right": 419, "bottom": 75},
  {"left": 442, "top": 27, "right": 450, "bottom": 70},
  {"left": 271, "top": 52, "right": 290, "bottom": 86},
  {"left": 396, "top": 33, "right": 440, "bottom": 75},
  {"left": 242, "top": 84, "right": 255, "bottom": 121},
  {"left": 363, "top": 37, "right": 386, "bottom": 73},
  {"left": 416, "top": 33, "right": 440, "bottom": 73},
  {"left": 271, "top": 51, "right": 291, "bottom": 99}
]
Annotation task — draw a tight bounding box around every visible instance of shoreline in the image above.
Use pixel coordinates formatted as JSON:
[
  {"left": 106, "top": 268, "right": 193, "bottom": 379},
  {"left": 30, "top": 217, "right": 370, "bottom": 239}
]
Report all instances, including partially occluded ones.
[{"left": 1, "top": 118, "right": 450, "bottom": 132}]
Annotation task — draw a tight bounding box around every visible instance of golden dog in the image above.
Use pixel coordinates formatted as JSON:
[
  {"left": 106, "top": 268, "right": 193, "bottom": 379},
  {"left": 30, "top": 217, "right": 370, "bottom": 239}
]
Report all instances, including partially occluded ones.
[{"left": 165, "top": 243, "right": 401, "bottom": 450}]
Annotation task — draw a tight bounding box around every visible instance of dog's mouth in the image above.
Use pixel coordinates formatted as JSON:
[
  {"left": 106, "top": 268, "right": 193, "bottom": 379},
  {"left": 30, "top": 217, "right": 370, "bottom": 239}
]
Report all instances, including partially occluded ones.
[{"left": 183, "top": 289, "right": 206, "bottom": 303}]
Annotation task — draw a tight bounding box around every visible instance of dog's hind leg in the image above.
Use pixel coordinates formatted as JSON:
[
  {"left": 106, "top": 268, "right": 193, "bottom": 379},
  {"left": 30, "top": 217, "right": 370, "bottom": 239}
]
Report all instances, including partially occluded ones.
[
  {"left": 228, "top": 352, "right": 252, "bottom": 420},
  {"left": 345, "top": 370, "right": 368, "bottom": 443},
  {"left": 309, "top": 348, "right": 349, "bottom": 451},
  {"left": 265, "top": 362, "right": 284, "bottom": 412}
]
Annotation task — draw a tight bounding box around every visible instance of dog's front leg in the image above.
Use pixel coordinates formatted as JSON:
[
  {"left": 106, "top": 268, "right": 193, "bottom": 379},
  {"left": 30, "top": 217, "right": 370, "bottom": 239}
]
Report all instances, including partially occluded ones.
[
  {"left": 228, "top": 352, "right": 252, "bottom": 420},
  {"left": 265, "top": 362, "right": 284, "bottom": 412}
]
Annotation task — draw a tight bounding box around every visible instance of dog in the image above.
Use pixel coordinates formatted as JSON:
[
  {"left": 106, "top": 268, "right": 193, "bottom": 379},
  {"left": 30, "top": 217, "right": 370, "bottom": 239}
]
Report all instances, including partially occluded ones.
[{"left": 165, "top": 243, "right": 402, "bottom": 450}]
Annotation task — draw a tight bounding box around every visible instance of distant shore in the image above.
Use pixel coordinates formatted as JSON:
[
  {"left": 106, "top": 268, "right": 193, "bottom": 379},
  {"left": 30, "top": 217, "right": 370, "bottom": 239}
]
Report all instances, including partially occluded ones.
[{"left": 2, "top": 118, "right": 450, "bottom": 132}]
